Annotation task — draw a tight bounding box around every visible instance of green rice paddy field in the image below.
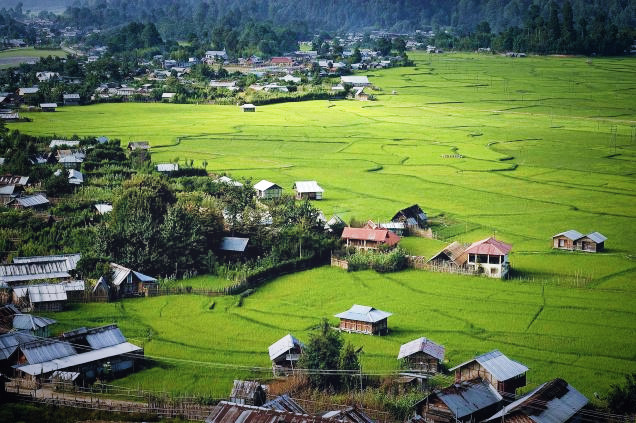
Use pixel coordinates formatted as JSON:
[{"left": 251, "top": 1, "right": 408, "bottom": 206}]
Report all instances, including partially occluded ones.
[
  {"left": 0, "top": 47, "right": 66, "bottom": 69},
  {"left": 10, "top": 52, "right": 636, "bottom": 401}
]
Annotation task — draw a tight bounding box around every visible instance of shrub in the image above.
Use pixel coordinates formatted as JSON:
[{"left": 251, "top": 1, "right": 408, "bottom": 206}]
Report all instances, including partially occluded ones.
[{"left": 346, "top": 247, "right": 408, "bottom": 273}]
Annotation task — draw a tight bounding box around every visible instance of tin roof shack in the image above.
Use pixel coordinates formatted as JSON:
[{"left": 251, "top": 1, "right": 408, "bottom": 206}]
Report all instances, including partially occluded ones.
[
  {"left": 414, "top": 378, "right": 503, "bottom": 423},
  {"left": 40, "top": 103, "right": 58, "bottom": 112},
  {"left": 12, "top": 284, "right": 68, "bottom": 312},
  {"left": 427, "top": 242, "right": 469, "bottom": 270},
  {"left": 293, "top": 180, "right": 324, "bottom": 200},
  {"left": 14, "top": 327, "right": 143, "bottom": 383},
  {"left": 465, "top": 237, "right": 512, "bottom": 278},
  {"left": 241, "top": 103, "right": 256, "bottom": 112},
  {"left": 205, "top": 401, "right": 340, "bottom": 423},
  {"left": 7, "top": 194, "right": 49, "bottom": 210},
  {"left": 341, "top": 75, "right": 371, "bottom": 87},
  {"left": 398, "top": 337, "right": 445, "bottom": 374},
  {"left": 109, "top": 263, "right": 158, "bottom": 298},
  {"left": 335, "top": 304, "right": 392, "bottom": 335},
  {"left": 63, "top": 93, "right": 80, "bottom": 105},
  {"left": 0, "top": 305, "right": 20, "bottom": 333},
  {"left": 12, "top": 314, "right": 56, "bottom": 337},
  {"left": 268, "top": 334, "right": 304, "bottom": 376},
  {"left": 127, "top": 141, "right": 150, "bottom": 151},
  {"left": 262, "top": 394, "right": 307, "bottom": 413},
  {"left": 219, "top": 237, "right": 249, "bottom": 257},
  {"left": 0, "top": 332, "right": 37, "bottom": 374},
  {"left": 254, "top": 180, "right": 283, "bottom": 200},
  {"left": 576, "top": 232, "right": 607, "bottom": 253},
  {"left": 450, "top": 350, "right": 528, "bottom": 395},
  {"left": 391, "top": 204, "right": 427, "bottom": 229},
  {"left": 552, "top": 230, "right": 583, "bottom": 251},
  {"left": 0, "top": 253, "right": 80, "bottom": 286},
  {"left": 341, "top": 227, "right": 400, "bottom": 251},
  {"left": 229, "top": 380, "right": 267, "bottom": 406},
  {"left": 322, "top": 407, "right": 375, "bottom": 422},
  {"left": 484, "top": 378, "right": 588, "bottom": 423}
]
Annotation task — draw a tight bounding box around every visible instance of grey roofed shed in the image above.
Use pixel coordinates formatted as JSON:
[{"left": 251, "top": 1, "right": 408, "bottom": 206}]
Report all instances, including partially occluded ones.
[
  {"left": 11, "top": 194, "right": 49, "bottom": 208},
  {"left": 262, "top": 394, "right": 307, "bottom": 414},
  {"left": 15, "top": 341, "right": 142, "bottom": 376},
  {"left": 322, "top": 407, "right": 375, "bottom": 423},
  {"left": 205, "top": 401, "right": 341, "bottom": 423},
  {"left": 293, "top": 180, "right": 324, "bottom": 193},
  {"left": 552, "top": 230, "right": 584, "bottom": 241},
  {"left": 585, "top": 232, "right": 607, "bottom": 243},
  {"left": 12, "top": 314, "right": 56, "bottom": 331},
  {"left": 449, "top": 349, "right": 528, "bottom": 381},
  {"left": 13, "top": 253, "right": 81, "bottom": 269},
  {"left": 0, "top": 331, "right": 37, "bottom": 360},
  {"left": 13, "top": 284, "right": 67, "bottom": 304},
  {"left": 110, "top": 263, "right": 157, "bottom": 287},
  {"left": 268, "top": 333, "right": 303, "bottom": 361},
  {"left": 220, "top": 237, "right": 249, "bottom": 252},
  {"left": 335, "top": 304, "right": 392, "bottom": 323},
  {"left": 0, "top": 260, "right": 73, "bottom": 284},
  {"left": 484, "top": 378, "right": 588, "bottom": 422},
  {"left": 94, "top": 203, "right": 113, "bottom": 214},
  {"left": 20, "top": 339, "right": 77, "bottom": 364},
  {"left": 398, "top": 337, "right": 445, "bottom": 361},
  {"left": 432, "top": 378, "right": 502, "bottom": 419},
  {"left": 85, "top": 325, "right": 127, "bottom": 349}
]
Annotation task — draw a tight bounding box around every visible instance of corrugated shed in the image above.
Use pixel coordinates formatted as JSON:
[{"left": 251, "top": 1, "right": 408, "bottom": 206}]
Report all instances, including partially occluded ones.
[
  {"left": 585, "top": 232, "right": 607, "bottom": 243},
  {"left": 49, "top": 140, "right": 79, "bottom": 148},
  {"left": 0, "top": 175, "right": 29, "bottom": 186},
  {"left": 484, "top": 378, "right": 588, "bottom": 423},
  {"left": 465, "top": 238, "right": 512, "bottom": 256},
  {"left": 294, "top": 181, "right": 324, "bottom": 193},
  {"left": 552, "top": 230, "right": 583, "bottom": 241},
  {"left": 254, "top": 180, "right": 280, "bottom": 192},
  {"left": 94, "top": 203, "right": 113, "bottom": 214},
  {"left": 449, "top": 350, "right": 528, "bottom": 381},
  {"left": 220, "top": 237, "right": 249, "bottom": 252},
  {"left": 216, "top": 176, "right": 243, "bottom": 186},
  {"left": 231, "top": 380, "right": 264, "bottom": 400},
  {"left": 85, "top": 325, "right": 127, "bottom": 349},
  {"left": 17, "top": 284, "right": 68, "bottom": 303},
  {"left": 21, "top": 339, "right": 77, "bottom": 364},
  {"left": 12, "top": 194, "right": 49, "bottom": 208},
  {"left": 60, "top": 280, "right": 85, "bottom": 292},
  {"left": 321, "top": 407, "right": 375, "bottom": 423},
  {"left": 268, "top": 334, "right": 303, "bottom": 361},
  {"left": 110, "top": 263, "right": 157, "bottom": 287},
  {"left": 435, "top": 379, "right": 502, "bottom": 419},
  {"left": 335, "top": 305, "right": 392, "bottom": 323},
  {"left": 205, "top": 401, "right": 341, "bottom": 423},
  {"left": 262, "top": 394, "right": 307, "bottom": 414},
  {"left": 15, "top": 341, "right": 142, "bottom": 375},
  {"left": 156, "top": 163, "right": 179, "bottom": 172},
  {"left": 0, "top": 331, "right": 37, "bottom": 360},
  {"left": 12, "top": 314, "right": 56, "bottom": 331},
  {"left": 427, "top": 241, "right": 468, "bottom": 266},
  {"left": 13, "top": 253, "right": 81, "bottom": 269},
  {"left": 398, "top": 337, "right": 445, "bottom": 361}
]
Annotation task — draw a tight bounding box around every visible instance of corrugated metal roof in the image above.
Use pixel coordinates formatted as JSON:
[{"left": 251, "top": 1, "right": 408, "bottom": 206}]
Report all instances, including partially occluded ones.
[
  {"left": 60, "top": 280, "right": 85, "bottom": 292},
  {"left": 19, "top": 87, "right": 39, "bottom": 95},
  {"left": 254, "top": 180, "right": 280, "bottom": 191},
  {"left": 398, "top": 337, "right": 445, "bottom": 361},
  {"left": 220, "top": 237, "right": 249, "bottom": 252},
  {"left": 40, "top": 103, "right": 58, "bottom": 108},
  {"left": 94, "top": 203, "right": 113, "bottom": 214},
  {"left": 13, "top": 253, "right": 81, "bottom": 269},
  {"left": 49, "top": 140, "right": 80, "bottom": 148},
  {"left": 434, "top": 379, "right": 502, "bottom": 419},
  {"left": 13, "top": 194, "right": 49, "bottom": 208},
  {"left": 156, "top": 163, "right": 179, "bottom": 172},
  {"left": 465, "top": 238, "right": 512, "bottom": 256},
  {"left": 15, "top": 341, "right": 142, "bottom": 375},
  {"left": 585, "top": 232, "right": 607, "bottom": 243},
  {"left": 216, "top": 176, "right": 243, "bottom": 186},
  {"left": 341, "top": 227, "right": 401, "bottom": 247},
  {"left": 21, "top": 339, "right": 77, "bottom": 364},
  {"left": 205, "top": 401, "right": 341, "bottom": 423},
  {"left": 0, "top": 261, "right": 72, "bottom": 283},
  {"left": 13, "top": 284, "right": 67, "bottom": 303},
  {"left": 427, "top": 242, "right": 469, "bottom": 266},
  {"left": 0, "top": 185, "right": 16, "bottom": 195},
  {"left": 85, "top": 325, "right": 127, "bottom": 349},
  {"left": 262, "top": 395, "right": 307, "bottom": 414},
  {"left": 0, "top": 175, "right": 29, "bottom": 185},
  {"left": 51, "top": 370, "right": 80, "bottom": 381},
  {"left": 484, "top": 378, "right": 588, "bottom": 423},
  {"left": 552, "top": 230, "right": 583, "bottom": 241},
  {"left": 230, "top": 380, "right": 263, "bottom": 399},
  {"left": 341, "top": 76, "right": 370, "bottom": 85},
  {"left": 449, "top": 350, "right": 528, "bottom": 381},
  {"left": 110, "top": 263, "right": 157, "bottom": 286},
  {"left": 268, "top": 334, "right": 303, "bottom": 361},
  {"left": 321, "top": 407, "right": 374, "bottom": 423},
  {"left": 12, "top": 314, "right": 56, "bottom": 331},
  {"left": 0, "top": 331, "right": 37, "bottom": 360},
  {"left": 335, "top": 304, "right": 392, "bottom": 323},
  {"left": 294, "top": 181, "right": 324, "bottom": 193}
]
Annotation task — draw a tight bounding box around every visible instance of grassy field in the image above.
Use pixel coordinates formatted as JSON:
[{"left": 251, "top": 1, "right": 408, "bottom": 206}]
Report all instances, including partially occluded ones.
[
  {"left": 0, "top": 47, "right": 67, "bottom": 69},
  {"left": 46, "top": 267, "right": 636, "bottom": 402},
  {"left": 12, "top": 52, "right": 636, "bottom": 402}
]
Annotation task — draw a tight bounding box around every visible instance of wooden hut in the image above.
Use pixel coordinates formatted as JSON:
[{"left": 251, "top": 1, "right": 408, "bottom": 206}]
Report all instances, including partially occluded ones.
[
  {"left": 427, "top": 241, "right": 469, "bottom": 270},
  {"left": 12, "top": 284, "right": 68, "bottom": 312},
  {"left": 449, "top": 349, "right": 528, "bottom": 395},
  {"left": 240, "top": 104, "right": 256, "bottom": 112},
  {"left": 293, "top": 181, "right": 324, "bottom": 200},
  {"left": 268, "top": 334, "right": 303, "bottom": 376},
  {"left": 398, "top": 337, "right": 445, "bottom": 373},
  {"left": 576, "top": 232, "right": 607, "bottom": 252},
  {"left": 552, "top": 230, "right": 583, "bottom": 250},
  {"left": 109, "top": 263, "right": 158, "bottom": 298},
  {"left": 340, "top": 227, "right": 400, "bottom": 251},
  {"left": 253, "top": 180, "right": 282, "bottom": 200},
  {"left": 335, "top": 304, "right": 392, "bottom": 335},
  {"left": 391, "top": 204, "right": 427, "bottom": 229}
]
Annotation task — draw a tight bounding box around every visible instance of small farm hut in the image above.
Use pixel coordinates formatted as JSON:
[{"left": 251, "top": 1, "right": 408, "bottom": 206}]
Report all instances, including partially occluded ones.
[{"left": 335, "top": 304, "right": 392, "bottom": 335}]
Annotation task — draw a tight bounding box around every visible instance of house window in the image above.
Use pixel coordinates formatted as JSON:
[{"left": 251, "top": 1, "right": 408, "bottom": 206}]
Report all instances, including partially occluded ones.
[
  {"left": 491, "top": 267, "right": 497, "bottom": 275},
  {"left": 558, "top": 239, "right": 565, "bottom": 247}
]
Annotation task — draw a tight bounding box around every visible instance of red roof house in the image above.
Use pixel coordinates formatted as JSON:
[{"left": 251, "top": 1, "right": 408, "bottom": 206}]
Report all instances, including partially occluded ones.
[
  {"left": 341, "top": 227, "right": 400, "bottom": 251},
  {"left": 465, "top": 237, "right": 512, "bottom": 278},
  {"left": 270, "top": 57, "right": 293, "bottom": 66}
]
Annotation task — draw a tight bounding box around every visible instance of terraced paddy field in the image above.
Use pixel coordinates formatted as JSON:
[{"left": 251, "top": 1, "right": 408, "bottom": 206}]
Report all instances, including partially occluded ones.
[
  {"left": 0, "top": 47, "right": 67, "bottom": 69},
  {"left": 12, "top": 52, "right": 635, "bottom": 401}
]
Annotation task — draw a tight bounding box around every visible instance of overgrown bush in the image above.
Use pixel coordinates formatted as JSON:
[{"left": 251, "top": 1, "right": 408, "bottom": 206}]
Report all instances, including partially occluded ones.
[{"left": 346, "top": 247, "right": 408, "bottom": 273}]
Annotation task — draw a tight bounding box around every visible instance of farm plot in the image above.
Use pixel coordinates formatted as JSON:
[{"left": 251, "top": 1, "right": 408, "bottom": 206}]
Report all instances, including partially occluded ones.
[
  {"left": 0, "top": 47, "right": 67, "bottom": 69},
  {"left": 46, "top": 267, "right": 636, "bottom": 402}
]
